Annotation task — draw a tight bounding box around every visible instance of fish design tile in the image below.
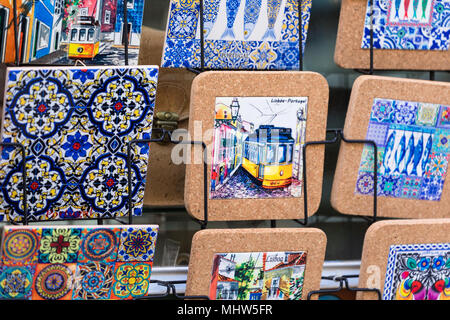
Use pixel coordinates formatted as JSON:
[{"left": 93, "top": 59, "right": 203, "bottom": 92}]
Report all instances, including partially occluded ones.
[
  {"left": 361, "top": 0, "right": 450, "bottom": 51},
  {"left": 162, "top": 0, "right": 312, "bottom": 70},
  {"left": 356, "top": 98, "right": 450, "bottom": 201}
]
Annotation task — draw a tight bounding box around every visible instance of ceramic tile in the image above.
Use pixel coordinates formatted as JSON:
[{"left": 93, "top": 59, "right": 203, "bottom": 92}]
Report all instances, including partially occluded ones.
[
  {"left": 0, "top": 66, "right": 158, "bottom": 222},
  {"left": 0, "top": 225, "right": 158, "bottom": 300},
  {"left": 161, "top": 0, "right": 312, "bottom": 70},
  {"left": 383, "top": 243, "right": 450, "bottom": 300},
  {"left": 355, "top": 98, "right": 450, "bottom": 201},
  {"left": 0, "top": 0, "right": 146, "bottom": 65},
  {"left": 361, "top": 0, "right": 450, "bottom": 51}
]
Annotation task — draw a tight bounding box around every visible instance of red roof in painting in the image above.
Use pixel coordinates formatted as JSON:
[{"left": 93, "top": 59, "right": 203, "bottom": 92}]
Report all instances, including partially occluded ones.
[{"left": 218, "top": 274, "right": 239, "bottom": 282}]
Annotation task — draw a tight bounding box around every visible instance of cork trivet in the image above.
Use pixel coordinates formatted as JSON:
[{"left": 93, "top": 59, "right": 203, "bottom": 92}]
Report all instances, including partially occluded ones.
[
  {"left": 139, "top": 26, "right": 195, "bottom": 207},
  {"left": 185, "top": 228, "right": 327, "bottom": 300},
  {"left": 331, "top": 75, "right": 450, "bottom": 219},
  {"left": 334, "top": 0, "right": 450, "bottom": 70},
  {"left": 357, "top": 219, "right": 450, "bottom": 300},
  {"left": 185, "top": 71, "right": 329, "bottom": 221}
]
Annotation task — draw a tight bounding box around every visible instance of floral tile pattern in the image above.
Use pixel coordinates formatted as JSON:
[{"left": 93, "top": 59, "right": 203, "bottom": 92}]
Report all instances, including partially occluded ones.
[
  {"left": 361, "top": 0, "right": 450, "bottom": 50},
  {"left": 0, "top": 66, "right": 158, "bottom": 222},
  {"left": 0, "top": 225, "right": 158, "bottom": 300},
  {"left": 383, "top": 243, "right": 450, "bottom": 300},
  {"left": 355, "top": 98, "right": 450, "bottom": 201},
  {"left": 162, "top": 0, "right": 312, "bottom": 70}
]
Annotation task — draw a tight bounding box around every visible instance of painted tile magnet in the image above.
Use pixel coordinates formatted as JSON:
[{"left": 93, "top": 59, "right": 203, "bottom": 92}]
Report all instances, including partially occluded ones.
[
  {"left": 361, "top": 0, "right": 450, "bottom": 51},
  {"left": 161, "top": 0, "right": 312, "bottom": 70},
  {"left": 0, "top": 65, "right": 159, "bottom": 222},
  {"left": 0, "top": 0, "right": 146, "bottom": 65}
]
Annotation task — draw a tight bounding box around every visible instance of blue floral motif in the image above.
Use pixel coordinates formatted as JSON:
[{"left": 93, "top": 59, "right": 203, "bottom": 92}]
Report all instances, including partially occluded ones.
[
  {"left": 371, "top": 99, "right": 394, "bottom": 122},
  {"left": 391, "top": 100, "right": 418, "bottom": 125},
  {"left": 1, "top": 138, "right": 15, "bottom": 160},
  {"left": 62, "top": 132, "right": 92, "bottom": 161},
  {"left": 419, "top": 176, "right": 445, "bottom": 200}
]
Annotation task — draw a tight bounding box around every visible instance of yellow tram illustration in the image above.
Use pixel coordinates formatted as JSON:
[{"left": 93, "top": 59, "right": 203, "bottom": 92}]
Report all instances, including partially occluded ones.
[
  {"left": 68, "top": 16, "right": 100, "bottom": 59},
  {"left": 242, "top": 125, "right": 294, "bottom": 189}
]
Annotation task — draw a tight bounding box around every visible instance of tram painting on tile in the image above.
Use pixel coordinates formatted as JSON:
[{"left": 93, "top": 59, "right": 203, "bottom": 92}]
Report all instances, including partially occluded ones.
[
  {"left": 210, "top": 96, "right": 307, "bottom": 199},
  {"left": 383, "top": 243, "right": 450, "bottom": 300},
  {"left": 0, "top": 0, "right": 145, "bottom": 64},
  {"left": 162, "top": 0, "right": 312, "bottom": 69},
  {"left": 0, "top": 65, "right": 158, "bottom": 222},
  {"left": 355, "top": 98, "right": 450, "bottom": 201},
  {"left": 361, "top": 0, "right": 450, "bottom": 51},
  {"left": 209, "top": 251, "right": 307, "bottom": 300},
  {"left": 0, "top": 225, "right": 158, "bottom": 300}
]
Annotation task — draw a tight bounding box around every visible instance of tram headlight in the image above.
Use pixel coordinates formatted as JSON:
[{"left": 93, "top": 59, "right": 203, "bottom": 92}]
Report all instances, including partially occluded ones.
[
  {"left": 78, "top": 47, "right": 84, "bottom": 53},
  {"left": 280, "top": 170, "right": 284, "bottom": 176}
]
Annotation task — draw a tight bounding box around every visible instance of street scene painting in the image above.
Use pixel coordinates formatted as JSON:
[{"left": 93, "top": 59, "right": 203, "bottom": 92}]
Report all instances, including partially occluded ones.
[
  {"left": 0, "top": 0, "right": 145, "bottom": 65},
  {"left": 210, "top": 96, "right": 308, "bottom": 199},
  {"left": 209, "top": 251, "right": 307, "bottom": 300}
]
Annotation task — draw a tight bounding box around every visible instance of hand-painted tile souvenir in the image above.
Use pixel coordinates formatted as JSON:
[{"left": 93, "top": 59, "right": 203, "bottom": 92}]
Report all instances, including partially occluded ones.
[
  {"left": 185, "top": 71, "right": 329, "bottom": 221},
  {"left": 186, "top": 228, "right": 326, "bottom": 300},
  {"left": 210, "top": 97, "right": 307, "bottom": 199},
  {"left": 161, "top": 0, "right": 312, "bottom": 70},
  {"left": 354, "top": 98, "right": 450, "bottom": 201},
  {"left": 334, "top": 0, "right": 450, "bottom": 70},
  {"left": 0, "top": 225, "right": 158, "bottom": 300},
  {"left": 361, "top": 0, "right": 450, "bottom": 51},
  {"left": 0, "top": 0, "right": 146, "bottom": 65},
  {"left": 210, "top": 251, "right": 307, "bottom": 300},
  {"left": 331, "top": 75, "right": 450, "bottom": 219},
  {"left": 357, "top": 219, "right": 450, "bottom": 300},
  {"left": 0, "top": 65, "right": 158, "bottom": 222}
]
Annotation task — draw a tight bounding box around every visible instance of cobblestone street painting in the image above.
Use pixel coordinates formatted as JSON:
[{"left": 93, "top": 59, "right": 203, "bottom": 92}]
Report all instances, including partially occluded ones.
[
  {"left": 210, "top": 97, "right": 308, "bottom": 200},
  {"left": 209, "top": 251, "right": 307, "bottom": 300}
]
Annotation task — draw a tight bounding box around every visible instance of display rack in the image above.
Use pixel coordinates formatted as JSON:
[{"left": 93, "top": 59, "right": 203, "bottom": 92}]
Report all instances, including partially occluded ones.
[{"left": 307, "top": 275, "right": 382, "bottom": 300}]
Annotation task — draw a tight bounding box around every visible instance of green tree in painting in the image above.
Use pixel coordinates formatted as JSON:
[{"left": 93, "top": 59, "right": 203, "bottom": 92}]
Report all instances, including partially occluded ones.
[
  {"left": 63, "top": 0, "right": 84, "bottom": 36},
  {"left": 234, "top": 257, "right": 257, "bottom": 300},
  {"left": 289, "top": 276, "right": 304, "bottom": 300}
]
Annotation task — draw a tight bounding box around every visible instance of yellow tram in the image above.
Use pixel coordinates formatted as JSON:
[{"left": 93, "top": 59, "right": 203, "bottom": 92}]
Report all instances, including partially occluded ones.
[
  {"left": 68, "top": 16, "right": 100, "bottom": 59},
  {"left": 242, "top": 125, "right": 294, "bottom": 189}
]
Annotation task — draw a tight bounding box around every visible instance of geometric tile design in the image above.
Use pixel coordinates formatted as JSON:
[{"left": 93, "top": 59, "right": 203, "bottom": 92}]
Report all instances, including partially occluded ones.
[
  {"left": 0, "top": 66, "right": 159, "bottom": 222},
  {"left": 355, "top": 98, "right": 450, "bottom": 201},
  {"left": 161, "top": 0, "right": 312, "bottom": 70},
  {"left": 361, "top": 0, "right": 450, "bottom": 51},
  {"left": 383, "top": 243, "right": 450, "bottom": 300},
  {"left": 0, "top": 225, "right": 158, "bottom": 300}
]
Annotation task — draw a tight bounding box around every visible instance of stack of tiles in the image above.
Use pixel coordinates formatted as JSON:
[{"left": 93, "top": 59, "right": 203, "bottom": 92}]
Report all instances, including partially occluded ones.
[{"left": 0, "top": 225, "right": 159, "bottom": 300}]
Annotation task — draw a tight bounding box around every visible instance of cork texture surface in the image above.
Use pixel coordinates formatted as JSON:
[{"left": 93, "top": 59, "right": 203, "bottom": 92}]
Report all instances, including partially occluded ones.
[
  {"left": 139, "top": 27, "right": 194, "bottom": 207},
  {"left": 185, "top": 71, "right": 329, "bottom": 221},
  {"left": 331, "top": 75, "right": 450, "bottom": 219},
  {"left": 357, "top": 219, "right": 450, "bottom": 300},
  {"left": 186, "top": 228, "right": 327, "bottom": 300},
  {"left": 334, "top": 0, "right": 450, "bottom": 70}
]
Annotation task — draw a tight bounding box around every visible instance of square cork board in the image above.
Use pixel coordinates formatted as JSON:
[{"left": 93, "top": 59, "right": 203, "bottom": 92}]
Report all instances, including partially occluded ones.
[
  {"left": 185, "top": 228, "right": 326, "bottom": 300},
  {"left": 357, "top": 219, "right": 450, "bottom": 300},
  {"left": 331, "top": 75, "right": 450, "bottom": 219},
  {"left": 184, "top": 71, "right": 329, "bottom": 221},
  {"left": 334, "top": 0, "right": 450, "bottom": 70}
]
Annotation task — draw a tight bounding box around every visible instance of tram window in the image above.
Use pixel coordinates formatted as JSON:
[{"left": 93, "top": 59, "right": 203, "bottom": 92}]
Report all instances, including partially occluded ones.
[
  {"left": 286, "top": 144, "right": 293, "bottom": 163},
  {"left": 87, "top": 28, "right": 94, "bottom": 41},
  {"left": 266, "top": 145, "right": 276, "bottom": 164},
  {"left": 70, "top": 29, "right": 77, "bottom": 41},
  {"left": 79, "top": 29, "right": 86, "bottom": 41},
  {"left": 278, "top": 145, "right": 287, "bottom": 163}
]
